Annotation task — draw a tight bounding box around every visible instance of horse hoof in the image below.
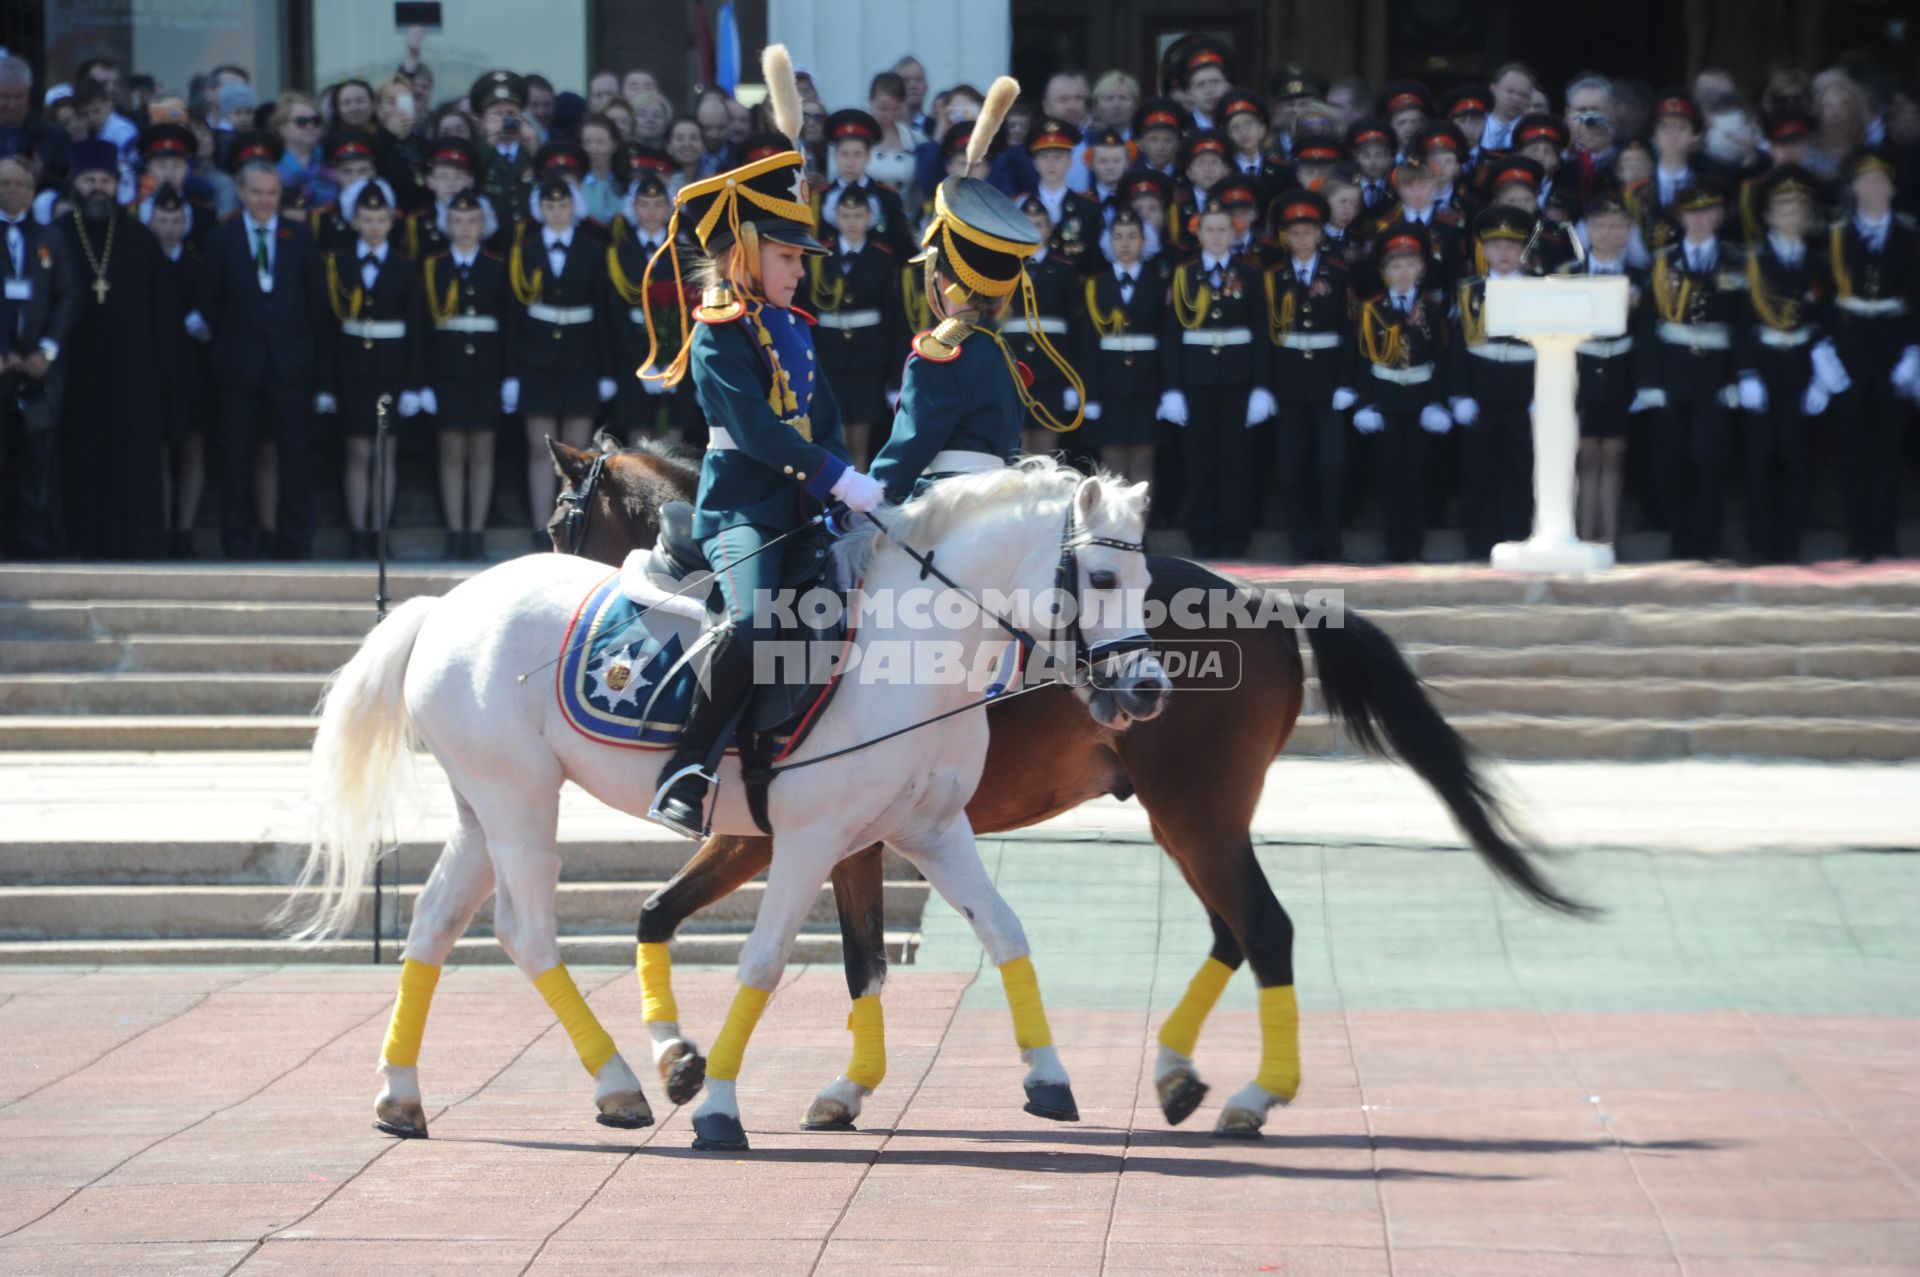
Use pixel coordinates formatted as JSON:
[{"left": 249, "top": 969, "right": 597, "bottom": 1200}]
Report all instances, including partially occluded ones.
[
  {"left": 802, "top": 1096, "right": 858, "bottom": 1131},
  {"left": 373, "top": 1098, "right": 428, "bottom": 1139},
  {"left": 1023, "top": 1080, "right": 1080, "bottom": 1122},
  {"left": 690, "top": 1111, "right": 749, "bottom": 1152},
  {"left": 660, "top": 1044, "right": 707, "bottom": 1106},
  {"left": 1156, "top": 1070, "right": 1209, "bottom": 1127},
  {"left": 1212, "top": 1108, "right": 1265, "bottom": 1140},
  {"left": 595, "top": 1090, "right": 655, "bottom": 1129}
]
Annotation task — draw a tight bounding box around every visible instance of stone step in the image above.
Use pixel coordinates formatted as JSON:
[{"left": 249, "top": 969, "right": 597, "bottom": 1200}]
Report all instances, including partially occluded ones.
[
  {"left": 0, "top": 929, "right": 920, "bottom": 967},
  {"left": 0, "top": 878, "right": 931, "bottom": 942},
  {"left": 1388, "top": 642, "right": 1920, "bottom": 681},
  {"left": 0, "top": 563, "right": 475, "bottom": 605},
  {"left": 5, "top": 710, "right": 1914, "bottom": 759},
  {"left": 1362, "top": 605, "right": 1920, "bottom": 648},
  {"left": 0, "top": 600, "right": 382, "bottom": 640},
  {"left": 1302, "top": 676, "right": 1920, "bottom": 722},
  {"left": 0, "top": 837, "right": 920, "bottom": 887},
  {"left": 0, "top": 636, "right": 367, "bottom": 675},
  {"left": 0, "top": 673, "right": 329, "bottom": 716}
]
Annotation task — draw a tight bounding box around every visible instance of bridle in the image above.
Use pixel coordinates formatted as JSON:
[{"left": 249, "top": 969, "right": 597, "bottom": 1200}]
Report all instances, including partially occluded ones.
[
  {"left": 553, "top": 450, "right": 609, "bottom": 556},
  {"left": 1048, "top": 506, "right": 1155, "bottom": 691}
]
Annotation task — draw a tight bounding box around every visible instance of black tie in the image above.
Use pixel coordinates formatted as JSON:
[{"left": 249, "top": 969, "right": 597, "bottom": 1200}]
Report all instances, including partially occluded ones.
[
  {"left": 1119, "top": 274, "right": 1134, "bottom": 301},
  {"left": 458, "top": 260, "right": 471, "bottom": 282},
  {"left": 1397, "top": 296, "right": 1410, "bottom": 315},
  {"left": 549, "top": 240, "right": 566, "bottom": 257},
  {"left": 1208, "top": 265, "right": 1223, "bottom": 289}
]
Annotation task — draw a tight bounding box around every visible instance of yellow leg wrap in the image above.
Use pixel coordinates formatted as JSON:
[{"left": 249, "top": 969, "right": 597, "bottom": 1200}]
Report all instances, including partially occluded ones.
[
  {"left": 1157, "top": 956, "right": 1235, "bottom": 1057},
  {"left": 998, "top": 955, "right": 1053, "bottom": 1051},
  {"left": 380, "top": 958, "right": 441, "bottom": 1068},
  {"left": 1255, "top": 984, "right": 1302, "bottom": 1101},
  {"left": 533, "top": 964, "right": 619, "bottom": 1078},
  {"left": 706, "top": 983, "right": 771, "bottom": 1082},
  {"left": 636, "top": 941, "right": 679, "bottom": 1023},
  {"left": 844, "top": 994, "right": 887, "bottom": 1090}
]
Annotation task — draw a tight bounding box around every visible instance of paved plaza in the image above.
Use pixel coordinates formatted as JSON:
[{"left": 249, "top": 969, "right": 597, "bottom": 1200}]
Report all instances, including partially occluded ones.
[{"left": 2, "top": 755, "right": 1918, "bottom": 1274}]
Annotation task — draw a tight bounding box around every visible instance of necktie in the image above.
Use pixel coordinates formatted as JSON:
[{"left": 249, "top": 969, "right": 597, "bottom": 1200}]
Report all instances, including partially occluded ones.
[
  {"left": 1396, "top": 295, "right": 1410, "bottom": 315},
  {"left": 1, "top": 219, "right": 20, "bottom": 276},
  {"left": 252, "top": 225, "right": 269, "bottom": 275},
  {"left": 1208, "top": 265, "right": 1223, "bottom": 289},
  {"left": 1119, "top": 273, "right": 1134, "bottom": 300}
]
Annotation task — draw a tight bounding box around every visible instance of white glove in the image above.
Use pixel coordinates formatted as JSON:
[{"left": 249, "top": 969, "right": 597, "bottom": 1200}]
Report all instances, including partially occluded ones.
[
  {"left": 830, "top": 467, "right": 884, "bottom": 513},
  {"left": 1246, "top": 386, "right": 1277, "bottom": 426},
  {"left": 1352, "top": 406, "right": 1385, "bottom": 434},
  {"left": 1801, "top": 383, "right": 1830, "bottom": 415},
  {"left": 418, "top": 387, "right": 438, "bottom": 416},
  {"left": 1811, "top": 339, "right": 1851, "bottom": 395},
  {"left": 184, "top": 311, "right": 211, "bottom": 343},
  {"left": 1157, "top": 389, "right": 1189, "bottom": 426},
  {"left": 1331, "top": 387, "right": 1357, "bottom": 411},
  {"left": 500, "top": 378, "right": 520, "bottom": 413},
  {"left": 1893, "top": 346, "right": 1920, "bottom": 394},
  {"left": 1083, "top": 400, "right": 1103, "bottom": 421},
  {"left": 886, "top": 388, "right": 900, "bottom": 410},
  {"left": 1630, "top": 387, "right": 1667, "bottom": 412},
  {"left": 597, "top": 377, "right": 618, "bottom": 403},
  {"left": 1718, "top": 384, "right": 1742, "bottom": 409},
  {"left": 1063, "top": 386, "right": 1079, "bottom": 412},
  {"left": 314, "top": 393, "right": 337, "bottom": 414},
  {"left": 398, "top": 390, "right": 422, "bottom": 418},
  {"left": 1450, "top": 396, "right": 1479, "bottom": 425},
  {"left": 1738, "top": 373, "right": 1767, "bottom": 412},
  {"left": 1420, "top": 403, "right": 1454, "bottom": 434}
]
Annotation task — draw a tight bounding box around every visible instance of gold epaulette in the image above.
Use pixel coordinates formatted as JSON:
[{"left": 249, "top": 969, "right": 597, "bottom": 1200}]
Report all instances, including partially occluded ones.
[
  {"left": 693, "top": 284, "right": 745, "bottom": 324},
  {"left": 912, "top": 318, "right": 973, "bottom": 361}
]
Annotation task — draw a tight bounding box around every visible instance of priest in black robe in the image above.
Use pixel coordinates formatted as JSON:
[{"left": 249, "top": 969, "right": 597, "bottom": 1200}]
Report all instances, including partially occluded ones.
[{"left": 56, "top": 138, "right": 168, "bottom": 559}]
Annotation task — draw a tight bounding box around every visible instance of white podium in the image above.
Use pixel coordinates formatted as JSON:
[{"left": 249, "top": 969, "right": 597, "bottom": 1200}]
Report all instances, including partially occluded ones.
[{"left": 1484, "top": 275, "right": 1628, "bottom": 575}]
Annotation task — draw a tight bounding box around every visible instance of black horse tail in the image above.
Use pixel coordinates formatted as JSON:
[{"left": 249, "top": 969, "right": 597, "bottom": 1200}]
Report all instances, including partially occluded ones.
[{"left": 1300, "top": 607, "right": 1596, "bottom": 917}]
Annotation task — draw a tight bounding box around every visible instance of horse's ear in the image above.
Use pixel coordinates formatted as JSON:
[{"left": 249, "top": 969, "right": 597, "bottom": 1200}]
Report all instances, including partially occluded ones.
[
  {"left": 1074, "top": 475, "right": 1105, "bottom": 523},
  {"left": 548, "top": 437, "right": 594, "bottom": 484}
]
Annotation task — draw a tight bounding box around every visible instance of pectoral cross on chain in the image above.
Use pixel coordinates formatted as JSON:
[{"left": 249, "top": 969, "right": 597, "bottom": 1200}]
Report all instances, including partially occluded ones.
[{"left": 91, "top": 277, "right": 110, "bottom": 305}]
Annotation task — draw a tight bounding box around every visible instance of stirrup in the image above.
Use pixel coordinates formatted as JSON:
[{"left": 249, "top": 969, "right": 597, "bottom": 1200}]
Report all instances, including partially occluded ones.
[{"left": 647, "top": 762, "right": 717, "bottom": 840}]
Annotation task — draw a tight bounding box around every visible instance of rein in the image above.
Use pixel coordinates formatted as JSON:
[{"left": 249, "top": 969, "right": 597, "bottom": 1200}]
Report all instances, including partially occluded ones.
[{"left": 553, "top": 450, "right": 609, "bottom": 557}]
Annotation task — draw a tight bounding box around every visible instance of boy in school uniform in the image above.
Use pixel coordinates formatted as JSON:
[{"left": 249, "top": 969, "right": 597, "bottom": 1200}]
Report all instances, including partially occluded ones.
[
  {"left": 805, "top": 184, "right": 908, "bottom": 465},
  {"left": 1447, "top": 204, "right": 1540, "bottom": 560}
]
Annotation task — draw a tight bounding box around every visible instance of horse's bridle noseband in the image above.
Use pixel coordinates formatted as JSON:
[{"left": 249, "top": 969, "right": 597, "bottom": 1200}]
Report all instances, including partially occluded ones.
[
  {"left": 554, "top": 451, "right": 609, "bottom": 557},
  {"left": 1050, "top": 506, "right": 1154, "bottom": 691}
]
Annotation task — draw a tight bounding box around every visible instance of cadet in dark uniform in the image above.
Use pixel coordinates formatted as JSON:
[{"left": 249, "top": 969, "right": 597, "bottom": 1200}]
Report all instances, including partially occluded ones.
[
  {"left": 869, "top": 98, "right": 1067, "bottom": 501},
  {"left": 1024, "top": 118, "right": 1103, "bottom": 272},
  {"left": 805, "top": 184, "right": 908, "bottom": 465},
  {"left": 1365, "top": 161, "right": 1463, "bottom": 304},
  {"left": 1637, "top": 178, "right": 1748, "bottom": 559},
  {"left": 1822, "top": 147, "right": 1920, "bottom": 561},
  {"left": 1644, "top": 92, "right": 1727, "bottom": 256},
  {"left": 1121, "top": 171, "right": 1176, "bottom": 266},
  {"left": 1736, "top": 111, "right": 1822, "bottom": 243},
  {"left": 1736, "top": 165, "right": 1831, "bottom": 564},
  {"left": 1263, "top": 191, "right": 1357, "bottom": 562},
  {"left": 1376, "top": 81, "right": 1435, "bottom": 159},
  {"left": 1169, "top": 130, "right": 1232, "bottom": 256},
  {"left": 309, "top": 133, "right": 379, "bottom": 254},
  {"left": 1347, "top": 119, "right": 1396, "bottom": 216},
  {"left": 1288, "top": 135, "right": 1345, "bottom": 192},
  {"left": 405, "top": 137, "right": 499, "bottom": 263},
  {"left": 470, "top": 71, "right": 536, "bottom": 240},
  {"left": 512, "top": 175, "right": 616, "bottom": 547},
  {"left": 1005, "top": 194, "right": 1082, "bottom": 456},
  {"left": 1349, "top": 225, "right": 1453, "bottom": 562},
  {"left": 136, "top": 124, "right": 213, "bottom": 254},
  {"left": 1210, "top": 175, "right": 1269, "bottom": 264},
  {"left": 813, "top": 109, "right": 912, "bottom": 259},
  {"left": 609, "top": 169, "right": 700, "bottom": 446},
  {"left": 146, "top": 187, "right": 213, "bottom": 557},
  {"left": 1440, "top": 84, "right": 1492, "bottom": 181},
  {"left": 1164, "top": 203, "right": 1275, "bottom": 558},
  {"left": 1448, "top": 205, "right": 1540, "bottom": 559},
  {"left": 316, "top": 183, "right": 428, "bottom": 558},
  {"left": 1131, "top": 99, "right": 1190, "bottom": 182},
  {"left": 1413, "top": 123, "right": 1475, "bottom": 229},
  {"left": 1073, "top": 207, "right": 1172, "bottom": 486},
  {"left": 1565, "top": 191, "right": 1648, "bottom": 551},
  {"left": 421, "top": 190, "right": 514, "bottom": 560},
  {"left": 1218, "top": 91, "right": 1289, "bottom": 211}
]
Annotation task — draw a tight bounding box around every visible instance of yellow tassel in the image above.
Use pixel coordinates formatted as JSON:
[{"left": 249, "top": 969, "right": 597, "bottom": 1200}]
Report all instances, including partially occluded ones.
[
  {"left": 1255, "top": 984, "right": 1302, "bottom": 1101},
  {"left": 1156, "top": 956, "right": 1234, "bottom": 1057},
  {"left": 379, "top": 957, "right": 441, "bottom": 1068},
  {"left": 533, "top": 963, "right": 619, "bottom": 1077},
  {"left": 707, "top": 983, "right": 772, "bottom": 1081},
  {"left": 998, "top": 955, "right": 1053, "bottom": 1051},
  {"left": 636, "top": 941, "right": 678, "bottom": 1024},
  {"left": 845, "top": 994, "right": 887, "bottom": 1090}
]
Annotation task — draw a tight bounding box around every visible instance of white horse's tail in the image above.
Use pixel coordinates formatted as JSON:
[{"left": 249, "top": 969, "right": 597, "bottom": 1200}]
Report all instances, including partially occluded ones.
[{"left": 283, "top": 595, "right": 438, "bottom": 941}]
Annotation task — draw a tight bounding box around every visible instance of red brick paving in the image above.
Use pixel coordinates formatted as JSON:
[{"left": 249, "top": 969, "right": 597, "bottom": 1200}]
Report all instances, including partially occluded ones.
[{"left": 0, "top": 967, "right": 1914, "bottom": 1275}]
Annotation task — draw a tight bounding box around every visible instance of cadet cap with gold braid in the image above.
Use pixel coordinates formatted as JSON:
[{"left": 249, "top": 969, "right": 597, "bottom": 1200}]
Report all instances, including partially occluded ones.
[
  {"left": 1759, "top": 162, "right": 1819, "bottom": 207},
  {"left": 635, "top": 44, "right": 823, "bottom": 389}
]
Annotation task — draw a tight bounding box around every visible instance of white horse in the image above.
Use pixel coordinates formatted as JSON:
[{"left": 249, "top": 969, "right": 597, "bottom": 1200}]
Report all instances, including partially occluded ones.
[{"left": 292, "top": 460, "right": 1170, "bottom": 1149}]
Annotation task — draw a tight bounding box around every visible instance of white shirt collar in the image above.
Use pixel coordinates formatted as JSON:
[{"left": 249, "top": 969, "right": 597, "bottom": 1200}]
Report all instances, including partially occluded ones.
[
  {"left": 1202, "top": 253, "right": 1229, "bottom": 272},
  {"left": 1030, "top": 246, "right": 1049, "bottom": 264},
  {"left": 451, "top": 246, "right": 479, "bottom": 267},
  {"left": 546, "top": 228, "right": 574, "bottom": 249},
  {"left": 1768, "top": 232, "right": 1803, "bottom": 262},
  {"left": 1856, "top": 211, "right": 1890, "bottom": 236},
  {"left": 247, "top": 213, "right": 277, "bottom": 237},
  {"left": 1588, "top": 255, "right": 1624, "bottom": 274},
  {"left": 1114, "top": 262, "right": 1138, "bottom": 282},
  {"left": 163, "top": 242, "right": 184, "bottom": 262},
  {"left": 1390, "top": 289, "right": 1416, "bottom": 309},
  {"left": 1292, "top": 254, "right": 1316, "bottom": 279},
  {"left": 839, "top": 236, "right": 866, "bottom": 256},
  {"left": 357, "top": 240, "right": 389, "bottom": 263},
  {"left": 1684, "top": 238, "right": 1717, "bottom": 266}
]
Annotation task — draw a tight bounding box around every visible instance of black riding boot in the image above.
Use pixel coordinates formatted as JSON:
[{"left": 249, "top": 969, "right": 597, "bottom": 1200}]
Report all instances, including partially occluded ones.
[{"left": 647, "top": 625, "right": 755, "bottom": 839}]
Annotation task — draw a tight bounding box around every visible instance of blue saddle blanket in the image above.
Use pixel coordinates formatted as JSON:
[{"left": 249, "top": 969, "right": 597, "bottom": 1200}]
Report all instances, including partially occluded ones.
[{"left": 555, "top": 572, "right": 711, "bottom": 751}]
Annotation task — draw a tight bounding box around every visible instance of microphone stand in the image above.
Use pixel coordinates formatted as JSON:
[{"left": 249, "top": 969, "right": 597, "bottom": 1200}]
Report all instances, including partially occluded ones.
[{"left": 372, "top": 393, "right": 392, "bottom": 963}]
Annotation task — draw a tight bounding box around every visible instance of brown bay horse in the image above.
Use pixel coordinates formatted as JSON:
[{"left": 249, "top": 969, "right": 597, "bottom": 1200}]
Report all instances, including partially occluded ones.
[{"left": 545, "top": 436, "right": 1588, "bottom": 1137}]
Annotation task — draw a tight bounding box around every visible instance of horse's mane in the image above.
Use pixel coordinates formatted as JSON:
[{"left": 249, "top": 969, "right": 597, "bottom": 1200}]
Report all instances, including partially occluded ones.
[
  {"left": 594, "top": 429, "right": 703, "bottom": 473},
  {"left": 832, "top": 455, "right": 1136, "bottom": 581}
]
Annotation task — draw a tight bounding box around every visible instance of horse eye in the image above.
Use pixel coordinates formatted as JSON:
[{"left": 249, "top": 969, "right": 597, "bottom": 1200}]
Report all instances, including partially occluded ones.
[{"left": 1089, "top": 570, "right": 1118, "bottom": 591}]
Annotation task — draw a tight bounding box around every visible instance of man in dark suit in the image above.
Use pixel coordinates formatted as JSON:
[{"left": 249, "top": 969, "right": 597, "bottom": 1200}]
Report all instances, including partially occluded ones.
[
  {"left": 193, "top": 159, "right": 328, "bottom": 559},
  {"left": 0, "top": 55, "right": 70, "bottom": 182},
  {"left": 0, "top": 153, "right": 80, "bottom": 557}
]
